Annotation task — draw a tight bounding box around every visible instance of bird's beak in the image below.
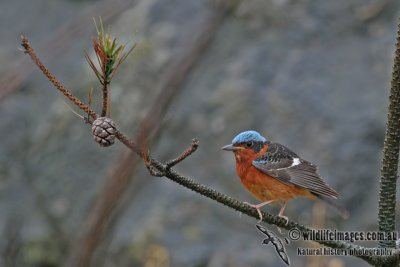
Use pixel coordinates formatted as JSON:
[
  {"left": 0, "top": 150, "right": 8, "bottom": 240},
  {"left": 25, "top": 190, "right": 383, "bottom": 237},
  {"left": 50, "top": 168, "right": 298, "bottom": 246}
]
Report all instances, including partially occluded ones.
[{"left": 221, "top": 144, "right": 240, "bottom": 151}]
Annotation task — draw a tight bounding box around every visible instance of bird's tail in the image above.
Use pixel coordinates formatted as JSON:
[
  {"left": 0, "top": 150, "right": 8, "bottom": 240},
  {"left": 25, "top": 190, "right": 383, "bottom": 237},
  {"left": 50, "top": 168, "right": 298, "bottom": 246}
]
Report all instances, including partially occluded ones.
[{"left": 314, "top": 194, "right": 349, "bottom": 219}]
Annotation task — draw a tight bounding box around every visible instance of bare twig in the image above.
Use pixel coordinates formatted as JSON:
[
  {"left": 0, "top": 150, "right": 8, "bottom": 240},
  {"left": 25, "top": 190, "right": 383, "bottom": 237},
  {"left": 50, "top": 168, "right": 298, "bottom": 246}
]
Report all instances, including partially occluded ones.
[
  {"left": 166, "top": 138, "right": 199, "bottom": 169},
  {"left": 114, "top": 129, "right": 142, "bottom": 155},
  {"left": 20, "top": 36, "right": 97, "bottom": 120},
  {"left": 144, "top": 137, "right": 200, "bottom": 176},
  {"left": 101, "top": 81, "right": 109, "bottom": 117}
]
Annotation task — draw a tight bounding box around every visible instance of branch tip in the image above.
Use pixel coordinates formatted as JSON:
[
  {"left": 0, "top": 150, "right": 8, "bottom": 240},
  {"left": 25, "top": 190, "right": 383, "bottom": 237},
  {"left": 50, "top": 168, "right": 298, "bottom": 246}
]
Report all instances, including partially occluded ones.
[
  {"left": 21, "top": 38, "right": 98, "bottom": 120},
  {"left": 20, "top": 35, "right": 30, "bottom": 53},
  {"left": 166, "top": 138, "right": 200, "bottom": 169}
]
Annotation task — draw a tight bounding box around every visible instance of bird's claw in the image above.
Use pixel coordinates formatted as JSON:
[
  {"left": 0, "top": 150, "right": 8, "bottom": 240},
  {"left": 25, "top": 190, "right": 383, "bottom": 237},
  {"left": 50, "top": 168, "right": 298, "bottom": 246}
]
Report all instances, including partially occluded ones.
[
  {"left": 244, "top": 202, "right": 264, "bottom": 222},
  {"left": 279, "top": 214, "right": 289, "bottom": 226},
  {"left": 255, "top": 208, "right": 263, "bottom": 222}
]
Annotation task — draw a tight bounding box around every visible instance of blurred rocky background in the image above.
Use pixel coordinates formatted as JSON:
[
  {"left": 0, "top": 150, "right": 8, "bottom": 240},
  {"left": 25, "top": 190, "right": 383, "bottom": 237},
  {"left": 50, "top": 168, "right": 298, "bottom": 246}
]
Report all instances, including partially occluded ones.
[{"left": 1, "top": 0, "right": 399, "bottom": 266}]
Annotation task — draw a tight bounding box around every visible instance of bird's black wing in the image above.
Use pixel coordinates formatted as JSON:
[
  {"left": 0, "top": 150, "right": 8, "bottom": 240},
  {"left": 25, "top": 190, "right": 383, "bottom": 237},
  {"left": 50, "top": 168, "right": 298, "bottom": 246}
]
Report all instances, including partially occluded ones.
[{"left": 252, "top": 143, "right": 339, "bottom": 198}]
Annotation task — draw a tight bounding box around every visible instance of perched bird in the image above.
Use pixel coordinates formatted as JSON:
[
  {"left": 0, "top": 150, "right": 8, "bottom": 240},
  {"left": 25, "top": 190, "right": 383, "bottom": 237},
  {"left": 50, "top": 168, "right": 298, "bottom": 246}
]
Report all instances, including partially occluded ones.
[{"left": 222, "top": 130, "right": 347, "bottom": 223}]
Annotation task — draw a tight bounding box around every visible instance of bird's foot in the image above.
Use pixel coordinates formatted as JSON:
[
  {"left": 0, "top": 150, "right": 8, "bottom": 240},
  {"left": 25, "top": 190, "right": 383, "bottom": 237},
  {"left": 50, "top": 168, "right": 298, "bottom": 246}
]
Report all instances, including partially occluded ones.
[
  {"left": 278, "top": 202, "right": 289, "bottom": 225},
  {"left": 278, "top": 214, "right": 289, "bottom": 226},
  {"left": 275, "top": 215, "right": 289, "bottom": 234},
  {"left": 278, "top": 201, "right": 289, "bottom": 226},
  {"left": 244, "top": 200, "right": 275, "bottom": 222},
  {"left": 244, "top": 202, "right": 263, "bottom": 222}
]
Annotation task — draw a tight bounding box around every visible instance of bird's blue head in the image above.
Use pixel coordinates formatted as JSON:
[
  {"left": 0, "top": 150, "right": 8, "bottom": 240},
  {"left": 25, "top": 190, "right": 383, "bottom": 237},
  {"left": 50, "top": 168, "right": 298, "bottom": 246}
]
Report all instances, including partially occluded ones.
[
  {"left": 222, "top": 130, "right": 268, "bottom": 153},
  {"left": 231, "top": 130, "right": 267, "bottom": 145}
]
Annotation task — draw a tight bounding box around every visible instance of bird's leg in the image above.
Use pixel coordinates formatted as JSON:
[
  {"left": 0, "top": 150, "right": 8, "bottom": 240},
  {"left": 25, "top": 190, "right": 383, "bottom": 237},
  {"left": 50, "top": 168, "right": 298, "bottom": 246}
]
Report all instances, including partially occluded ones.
[
  {"left": 244, "top": 200, "right": 275, "bottom": 222},
  {"left": 278, "top": 201, "right": 288, "bottom": 225}
]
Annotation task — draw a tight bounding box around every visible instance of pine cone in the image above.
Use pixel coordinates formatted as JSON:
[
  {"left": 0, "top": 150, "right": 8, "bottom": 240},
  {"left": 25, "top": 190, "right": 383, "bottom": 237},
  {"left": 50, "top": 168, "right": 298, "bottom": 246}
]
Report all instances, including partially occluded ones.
[{"left": 92, "top": 117, "right": 116, "bottom": 147}]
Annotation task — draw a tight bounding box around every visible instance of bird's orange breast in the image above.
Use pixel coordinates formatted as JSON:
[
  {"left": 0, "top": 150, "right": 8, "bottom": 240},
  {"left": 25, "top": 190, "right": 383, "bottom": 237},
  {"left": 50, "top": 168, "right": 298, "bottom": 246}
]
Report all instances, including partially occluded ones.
[{"left": 235, "top": 162, "right": 314, "bottom": 202}]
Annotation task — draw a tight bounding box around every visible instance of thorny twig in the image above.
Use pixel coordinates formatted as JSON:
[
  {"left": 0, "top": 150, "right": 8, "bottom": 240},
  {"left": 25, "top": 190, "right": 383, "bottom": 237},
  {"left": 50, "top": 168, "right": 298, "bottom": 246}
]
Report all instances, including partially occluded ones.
[{"left": 20, "top": 24, "right": 400, "bottom": 267}]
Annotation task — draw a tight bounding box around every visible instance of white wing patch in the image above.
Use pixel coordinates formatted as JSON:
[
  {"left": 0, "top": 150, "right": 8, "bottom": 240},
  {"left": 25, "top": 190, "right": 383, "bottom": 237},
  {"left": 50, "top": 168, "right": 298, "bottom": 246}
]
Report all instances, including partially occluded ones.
[
  {"left": 275, "top": 157, "right": 301, "bottom": 170},
  {"left": 291, "top": 158, "right": 301, "bottom": 167}
]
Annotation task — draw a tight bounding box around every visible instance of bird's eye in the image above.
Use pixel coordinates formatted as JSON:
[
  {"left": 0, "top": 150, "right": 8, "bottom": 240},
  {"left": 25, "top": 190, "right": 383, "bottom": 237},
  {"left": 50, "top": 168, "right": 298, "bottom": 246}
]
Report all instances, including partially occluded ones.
[{"left": 245, "top": 142, "right": 253, "bottom": 148}]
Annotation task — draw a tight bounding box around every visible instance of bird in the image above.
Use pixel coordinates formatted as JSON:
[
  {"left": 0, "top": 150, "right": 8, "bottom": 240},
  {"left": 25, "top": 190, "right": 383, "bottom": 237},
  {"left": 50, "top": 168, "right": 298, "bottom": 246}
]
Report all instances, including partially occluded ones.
[{"left": 222, "top": 130, "right": 347, "bottom": 223}]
